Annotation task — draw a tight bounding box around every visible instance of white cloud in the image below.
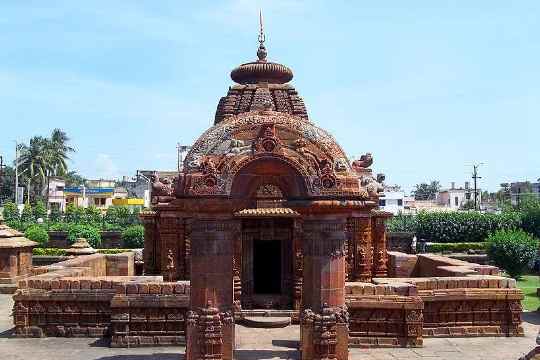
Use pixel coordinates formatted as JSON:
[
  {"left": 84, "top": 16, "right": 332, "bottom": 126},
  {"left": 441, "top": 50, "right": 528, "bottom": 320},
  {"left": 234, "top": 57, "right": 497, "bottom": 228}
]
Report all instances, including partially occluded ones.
[{"left": 94, "top": 153, "right": 119, "bottom": 180}]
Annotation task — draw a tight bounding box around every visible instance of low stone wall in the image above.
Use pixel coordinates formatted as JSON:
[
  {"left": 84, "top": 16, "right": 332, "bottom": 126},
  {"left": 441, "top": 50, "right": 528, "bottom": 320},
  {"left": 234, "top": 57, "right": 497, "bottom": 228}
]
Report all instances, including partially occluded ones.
[
  {"left": 387, "top": 252, "right": 499, "bottom": 278},
  {"left": 373, "top": 275, "right": 524, "bottom": 338},
  {"left": 110, "top": 282, "right": 190, "bottom": 347},
  {"left": 12, "top": 252, "right": 193, "bottom": 346},
  {"left": 345, "top": 282, "right": 423, "bottom": 347}
]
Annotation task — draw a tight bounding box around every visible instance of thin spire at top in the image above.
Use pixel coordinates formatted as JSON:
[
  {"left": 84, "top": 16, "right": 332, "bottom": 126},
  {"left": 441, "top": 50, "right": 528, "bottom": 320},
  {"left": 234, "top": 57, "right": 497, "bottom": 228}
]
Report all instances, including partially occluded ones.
[
  {"left": 258, "top": 9, "right": 265, "bottom": 45},
  {"left": 257, "top": 9, "right": 267, "bottom": 61}
]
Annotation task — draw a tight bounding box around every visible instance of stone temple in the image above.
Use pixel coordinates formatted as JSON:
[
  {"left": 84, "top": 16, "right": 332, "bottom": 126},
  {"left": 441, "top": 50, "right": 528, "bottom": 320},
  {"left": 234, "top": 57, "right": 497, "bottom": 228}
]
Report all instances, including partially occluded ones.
[
  {"left": 11, "top": 23, "right": 525, "bottom": 360},
  {"left": 142, "top": 22, "right": 390, "bottom": 359}
]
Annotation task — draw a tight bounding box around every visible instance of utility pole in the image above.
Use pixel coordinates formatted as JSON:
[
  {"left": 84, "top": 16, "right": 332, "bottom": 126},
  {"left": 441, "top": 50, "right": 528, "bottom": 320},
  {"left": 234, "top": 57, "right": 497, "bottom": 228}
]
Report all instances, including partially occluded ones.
[
  {"left": 14, "top": 141, "right": 19, "bottom": 205},
  {"left": 176, "top": 144, "right": 191, "bottom": 172},
  {"left": 0, "top": 155, "right": 5, "bottom": 202},
  {"left": 472, "top": 164, "right": 482, "bottom": 210}
]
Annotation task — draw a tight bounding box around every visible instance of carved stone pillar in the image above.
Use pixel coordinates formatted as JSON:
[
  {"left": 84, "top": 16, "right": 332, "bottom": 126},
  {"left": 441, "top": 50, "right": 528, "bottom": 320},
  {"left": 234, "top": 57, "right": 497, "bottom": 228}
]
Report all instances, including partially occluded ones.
[
  {"left": 301, "top": 218, "right": 348, "bottom": 360},
  {"left": 140, "top": 210, "right": 157, "bottom": 275},
  {"left": 293, "top": 218, "right": 303, "bottom": 311},
  {"left": 349, "top": 217, "right": 373, "bottom": 282},
  {"left": 301, "top": 305, "right": 349, "bottom": 360},
  {"left": 372, "top": 213, "right": 390, "bottom": 278},
  {"left": 186, "top": 304, "right": 234, "bottom": 360},
  {"left": 233, "top": 224, "right": 242, "bottom": 312},
  {"left": 187, "top": 218, "right": 238, "bottom": 360},
  {"left": 157, "top": 214, "right": 184, "bottom": 281}
]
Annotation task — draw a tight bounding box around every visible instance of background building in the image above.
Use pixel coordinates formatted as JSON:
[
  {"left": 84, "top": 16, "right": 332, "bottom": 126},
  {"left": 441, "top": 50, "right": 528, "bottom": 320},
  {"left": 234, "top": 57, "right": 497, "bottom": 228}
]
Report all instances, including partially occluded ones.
[
  {"left": 501, "top": 180, "right": 540, "bottom": 206},
  {"left": 437, "top": 182, "right": 479, "bottom": 210}
]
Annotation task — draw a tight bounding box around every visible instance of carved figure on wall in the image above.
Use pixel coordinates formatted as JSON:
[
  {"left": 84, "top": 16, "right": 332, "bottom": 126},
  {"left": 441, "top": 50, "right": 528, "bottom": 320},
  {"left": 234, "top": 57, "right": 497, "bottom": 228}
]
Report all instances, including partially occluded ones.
[
  {"left": 352, "top": 153, "right": 373, "bottom": 171},
  {"left": 255, "top": 124, "right": 280, "bottom": 153},
  {"left": 164, "top": 249, "right": 175, "bottom": 282},
  {"left": 150, "top": 172, "right": 175, "bottom": 204},
  {"left": 319, "top": 159, "right": 337, "bottom": 189}
]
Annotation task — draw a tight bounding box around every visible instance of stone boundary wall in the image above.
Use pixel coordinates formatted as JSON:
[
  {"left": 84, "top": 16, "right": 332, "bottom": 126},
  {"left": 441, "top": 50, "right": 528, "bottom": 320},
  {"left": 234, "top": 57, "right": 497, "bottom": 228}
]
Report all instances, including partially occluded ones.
[
  {"left": 13, "top": 252, "right": 191, "bottom": 346},
  {"left": 12, "top": 252, "right": 525, "bottom": 349},
  {"left": 373, "top": 274, "right": 524, "bottom": 338},
  {"left": 345, "top": 282, "right": 423, "bottom": 347}
]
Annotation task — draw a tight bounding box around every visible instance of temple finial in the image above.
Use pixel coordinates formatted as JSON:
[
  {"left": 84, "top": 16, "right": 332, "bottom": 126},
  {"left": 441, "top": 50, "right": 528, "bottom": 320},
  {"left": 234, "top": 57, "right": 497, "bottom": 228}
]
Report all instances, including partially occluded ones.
[{"left": 257, "top": 9, "right": 267, "bottom": 61}]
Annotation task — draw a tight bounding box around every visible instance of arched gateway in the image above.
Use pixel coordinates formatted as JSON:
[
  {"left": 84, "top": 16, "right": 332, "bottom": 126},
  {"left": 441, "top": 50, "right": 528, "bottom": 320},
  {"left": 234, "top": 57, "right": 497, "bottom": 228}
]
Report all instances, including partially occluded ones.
[{"left": 140, "top": 23, "right": 390, "bottom": 360}]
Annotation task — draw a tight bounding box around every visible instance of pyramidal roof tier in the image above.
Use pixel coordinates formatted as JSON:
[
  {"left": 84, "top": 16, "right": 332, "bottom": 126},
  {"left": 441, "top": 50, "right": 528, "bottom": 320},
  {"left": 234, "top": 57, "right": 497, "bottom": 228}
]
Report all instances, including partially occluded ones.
[{"left": 214, "top": 13, "right": 307, "bottom": 124}]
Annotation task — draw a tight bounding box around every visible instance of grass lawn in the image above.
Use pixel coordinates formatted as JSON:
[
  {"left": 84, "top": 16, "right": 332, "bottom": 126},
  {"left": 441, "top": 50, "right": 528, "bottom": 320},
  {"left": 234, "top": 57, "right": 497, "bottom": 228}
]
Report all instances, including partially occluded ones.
[{"left": 517, "top": 275, "right": 540, "bottom": 311}]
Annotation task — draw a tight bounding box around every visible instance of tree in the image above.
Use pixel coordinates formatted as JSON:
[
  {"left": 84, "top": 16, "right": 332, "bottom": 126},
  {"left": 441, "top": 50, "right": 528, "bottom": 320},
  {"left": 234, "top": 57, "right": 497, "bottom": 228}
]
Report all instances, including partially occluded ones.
[
  {"left": 16, "top": 129, "right": 76, "bottom": 205},
  {"left": 17, "top": 137, "right": 49, "bottom": 203},
  {"left": 412, "top": 181, "right": 441, "bottom": 200},
  {"left": 64, "top": 170, "right": 86, "bottom": 187},
  {"left": 2, "top": 201, "right": 19, "bottom": 221},
  {"left": 33, "top": 200, "right": 47, "bottom": 219},
  {"left": 0, "top": 165, "right": 15, "bottom": 203}
]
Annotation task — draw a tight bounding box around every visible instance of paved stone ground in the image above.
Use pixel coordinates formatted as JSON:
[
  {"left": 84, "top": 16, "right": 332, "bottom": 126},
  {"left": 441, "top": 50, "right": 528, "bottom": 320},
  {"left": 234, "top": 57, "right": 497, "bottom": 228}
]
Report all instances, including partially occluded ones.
[{"left": 0, "top": 294, "right": 538, "bottom": 359}]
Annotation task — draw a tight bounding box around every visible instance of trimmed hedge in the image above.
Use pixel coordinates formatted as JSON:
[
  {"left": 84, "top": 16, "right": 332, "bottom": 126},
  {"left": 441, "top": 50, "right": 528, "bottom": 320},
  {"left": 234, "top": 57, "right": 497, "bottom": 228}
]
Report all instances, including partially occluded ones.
[
  {"left": 425, "top": 242, "right": 487, "bottom": 253},
  {"left": 32, "top": 248, "right": 132, "bottom": 256},
  {"left": 33, "top": 248, "right": 67, "bottom": 256},
  {"left": 415, "top": 211, "right": 522, "bottom": 243}
]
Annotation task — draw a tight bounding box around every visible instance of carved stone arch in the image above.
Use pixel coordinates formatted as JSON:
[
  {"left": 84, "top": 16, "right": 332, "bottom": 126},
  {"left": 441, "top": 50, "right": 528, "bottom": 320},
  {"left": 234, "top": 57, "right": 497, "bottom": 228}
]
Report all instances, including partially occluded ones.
[{"left": 229, "top": 155, "right": 310, "bottom": 199}]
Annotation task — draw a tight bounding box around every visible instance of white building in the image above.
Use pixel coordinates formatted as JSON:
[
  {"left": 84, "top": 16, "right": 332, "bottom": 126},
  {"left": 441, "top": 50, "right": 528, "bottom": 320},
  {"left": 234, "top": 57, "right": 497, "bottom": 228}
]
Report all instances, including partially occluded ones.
[
  {"left": 437, "top": 182, "right": 480, "bottom": 210},
  {"left": 46, "top": 177, "right": 66, "bottom": 212},
  {"left": 379, "top": 186, "right": 405, "bottom": 214}
]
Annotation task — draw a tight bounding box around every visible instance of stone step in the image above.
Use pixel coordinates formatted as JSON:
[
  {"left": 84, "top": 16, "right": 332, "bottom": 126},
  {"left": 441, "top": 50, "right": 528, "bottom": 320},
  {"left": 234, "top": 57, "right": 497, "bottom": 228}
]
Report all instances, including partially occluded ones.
[
  {"left": 0, "top": 283, "right": 18, "bottom": 294},
  {"left": 239, "top": 309, "right": 297, "bottom": 317},
  {"left": 238, "top": 316, "right": 291, "bottom": 328}
]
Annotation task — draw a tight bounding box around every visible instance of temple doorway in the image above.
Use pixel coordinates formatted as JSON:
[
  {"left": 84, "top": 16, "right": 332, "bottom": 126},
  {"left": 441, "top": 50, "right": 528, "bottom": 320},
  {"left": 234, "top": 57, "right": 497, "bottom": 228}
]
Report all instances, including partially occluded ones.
[
  {"left": 240, "top": 218, "right": 295, "bottom": 309},
  {"left": 253, "top": 239, "right": 282, "bottom": 294}
]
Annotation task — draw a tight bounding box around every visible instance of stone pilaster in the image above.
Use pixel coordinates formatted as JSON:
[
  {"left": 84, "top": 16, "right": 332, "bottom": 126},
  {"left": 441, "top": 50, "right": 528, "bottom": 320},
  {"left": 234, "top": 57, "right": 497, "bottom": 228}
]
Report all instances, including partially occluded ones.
[
  {"left": 157, "top": 214, "right": 184, "bottom": 281},
  {"left": 301, "top": 305, "right": 349, "bottom": 360},
  {"left": 187, "top": 218, "right": 238, "bottom": 360},
  {"left": 301, "top": 218, "right": 348, "bottom": 360},
  {"left": 372, "top": 215, "right": 389, "bottom": 278},
  {"left": 293, "top": 218, "right": 303, "bottom": 311},
  {"left": 140, "top": 210, "right": 157, "bottom": 275},
  {"left": 348, "top": 217, "right": 373, "bottom": 282}
]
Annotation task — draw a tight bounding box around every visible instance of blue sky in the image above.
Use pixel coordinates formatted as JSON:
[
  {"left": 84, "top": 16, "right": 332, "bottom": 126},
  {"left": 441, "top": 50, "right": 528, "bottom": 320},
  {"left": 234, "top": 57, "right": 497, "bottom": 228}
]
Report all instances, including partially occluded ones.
[{"left": 1, "top": 1, "right": 539, "bottom": 193}]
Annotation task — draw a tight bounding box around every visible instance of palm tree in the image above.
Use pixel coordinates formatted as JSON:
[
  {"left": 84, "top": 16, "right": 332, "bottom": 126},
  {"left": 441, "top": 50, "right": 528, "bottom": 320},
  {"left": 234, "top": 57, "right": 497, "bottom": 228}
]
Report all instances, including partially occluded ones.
[
  {"left": 18, "top": 129, "right": 75, "bottom": 204},
  {"left": 47, "top": 129, "right": 75, "bottom": 176},
  {"left": 17, "top": 137, "right": 48, "bottom": 203}
]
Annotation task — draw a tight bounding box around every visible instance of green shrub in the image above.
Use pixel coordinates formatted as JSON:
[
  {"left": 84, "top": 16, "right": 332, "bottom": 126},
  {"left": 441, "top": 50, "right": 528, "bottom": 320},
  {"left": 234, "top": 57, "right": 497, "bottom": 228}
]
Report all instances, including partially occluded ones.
[
  {"left": 66, "top": 224, "right": 101, "bottom": 248},
  {"left": 2, "top": 201, "right": 19, "bottom": 221},
  {"left": 426, "top": 242, "right": 487, "bottom": 253},
  {"left": 48, "top": 222, "right": 69, "bottom": 231},
  {"left": 519, "top": 197, "right": 540, "bottom": 238},
  {"left": 32, "top": 248, "right": 67, "bottom": 256},
  {"left": 49, "top": 205, "right": 61, "bottom": 222},
  {"left": 21, "top": 203, "right": 34, "bottom": 223},
  {"left": 65, "top": 203, "right": 85, "bottom": 223},
  {"left": 84, "top": 205, "right": 103, "bottom": 225},
  {"left": 486, "top": 229, "right": 539, "bottom": 279},
  {"left": 386, "top": 214, "right": 417, "bottom": 233},
  {"left": 6, "top": 219, "right": 32, "bottom": 232},
  {"left": 102, "top": 222, "right": 124, "bottom": 231},
  {"left": 33, "top": 200, "right": 47, "bottom": 219},
  {"left": 24, "top": 224, "right": 49, "bottom": 245},
  {"left": 121, "top": 225, "right": 144, "bottom": 248},
  {"left": 416, "top": 211, "right": 521, "bottom": 243}
]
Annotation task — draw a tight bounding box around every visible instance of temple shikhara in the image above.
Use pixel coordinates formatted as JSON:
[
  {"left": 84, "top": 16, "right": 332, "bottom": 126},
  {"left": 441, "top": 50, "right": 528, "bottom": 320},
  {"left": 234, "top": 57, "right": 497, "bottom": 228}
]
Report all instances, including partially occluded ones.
[{"left": 9, "top": 15, "right": 525, "bottom": 360}]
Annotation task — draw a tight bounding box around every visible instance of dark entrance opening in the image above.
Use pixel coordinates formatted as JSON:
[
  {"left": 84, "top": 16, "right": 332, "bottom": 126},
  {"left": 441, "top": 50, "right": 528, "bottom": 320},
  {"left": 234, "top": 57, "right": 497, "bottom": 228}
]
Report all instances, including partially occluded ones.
[{"left": 253, "top": 239, "right": 281, "bottom": 294}]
